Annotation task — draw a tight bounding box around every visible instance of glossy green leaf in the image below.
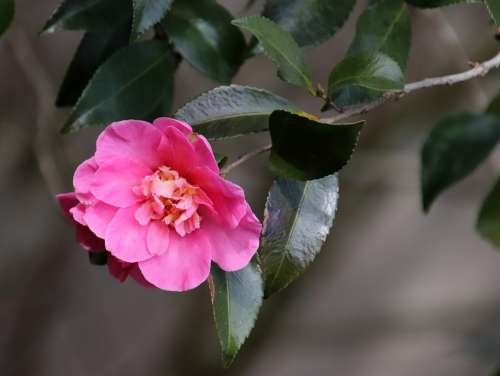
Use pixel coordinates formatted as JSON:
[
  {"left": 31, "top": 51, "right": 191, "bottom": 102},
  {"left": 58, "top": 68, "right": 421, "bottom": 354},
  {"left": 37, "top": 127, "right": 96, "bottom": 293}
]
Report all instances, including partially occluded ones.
[
  {"left": 260, "top": 174, "right": 338, "bottom": 297},
  {"left": 62, "top": 40, "right": 175, "bottom": 133},
  {"left": 56, "top": 21, "right": 130, "bottom": 107},
  {"left": 328, "top": 52, "right": 404, "bottom": 101},
  {"left": 262, "top": 0, "right": 355, "bottom": 47},
  {"left": 162, "top": 0, "right": 245, "bottom": 83},
  {"left": 232, "top": 16, "right": 314, "bottom": 93},
  {"left": 210, "top": 261, "right": 263, "bottom": 367},
  {"left": 334, "top": 0, "right": 411, "bottom": 107},
  {"left": 175, "top": 85, "right": 298, "bottom": 140},
  {"left": 421, "top": 112, "right": 500, "bottom": 211},
  {"left": 488, "top": 92, "right": 500, "bottom": 117},
  {"left": 0, "top": 0, "right": 14, "bottom": 37},
  {"left": 42, "top": 0, "right": 125, "bottom": 33},
  {"left": 131, "top": 0, "right": 173, "bottom": 39},
  {"left": 484, "top": 0, "right": 500, "bottom": 24},
  {"left": 269, "top": 110, "right": 364, "bottom": 180}
]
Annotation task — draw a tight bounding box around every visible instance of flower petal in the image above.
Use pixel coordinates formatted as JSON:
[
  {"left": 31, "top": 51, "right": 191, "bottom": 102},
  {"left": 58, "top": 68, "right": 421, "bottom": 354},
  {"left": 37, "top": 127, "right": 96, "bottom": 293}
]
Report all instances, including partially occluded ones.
[
  {"left": 91, "top": 158, "right": 151, "bottom": 207},
  {"left": 146, "top": 220, "right": 171, "bottom": 256},
  {"left": 191, "top": 133, "right": 219, "bottom": 173},
  {"left": 139, "top": 230, "right": 211, "bottom": 291},
  {"left": 206, "top": 206, "right": 262, "bottom": 271},
  {"left": 95, "top": 120, "right": 164, "bottom": 169},
  {"left": 153, "top": 117, "right": 192, "bottom": 135},
  {"left": 157, "top": 126, "right": 198, "bottom": 176},
  {"left": 107, "top": 254, "right": 132, "bottom": 282},
  {"left": 73, "top": 157, "right": 98, "bottom": 195},
  {"left": 76, "top": 225, "right": 105, "bottom": 251},
  {"left": 56, "top": 193, "right": 78, "bottom": 220},
  {"left": 105, "top": 204, "right": 152, "bottom": 262},
  {"left": 83, "top": 201, "right": 119, "bottom": 238},
  {"left": 188, "top": 167, "right": 247, "bottom": 228}
]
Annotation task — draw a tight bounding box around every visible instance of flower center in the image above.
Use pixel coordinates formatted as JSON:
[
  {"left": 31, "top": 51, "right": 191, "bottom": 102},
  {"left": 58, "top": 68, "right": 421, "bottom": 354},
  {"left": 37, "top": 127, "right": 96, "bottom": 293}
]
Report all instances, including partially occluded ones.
[{"left": 133, "top": 166, "right": 207, "bottom": 237}]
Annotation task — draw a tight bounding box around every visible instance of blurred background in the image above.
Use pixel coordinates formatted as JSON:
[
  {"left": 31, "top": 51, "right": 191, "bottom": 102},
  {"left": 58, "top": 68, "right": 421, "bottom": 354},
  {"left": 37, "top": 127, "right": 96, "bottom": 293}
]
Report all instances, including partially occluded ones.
[{"left": 1, "top": 0, "right": 500, "bottom": 375}]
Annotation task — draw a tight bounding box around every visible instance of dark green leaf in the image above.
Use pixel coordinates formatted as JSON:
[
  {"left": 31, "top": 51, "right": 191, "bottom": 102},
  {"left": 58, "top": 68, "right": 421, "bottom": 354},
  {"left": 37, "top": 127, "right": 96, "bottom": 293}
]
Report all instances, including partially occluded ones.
[
  {"left": 215, "top": 153, "right": 229, "bottom": 169},
  {"left": 487, "top": 92, "right": 500, "bottom": 117},
  {"left": 260, "top": 174, "right": 338, "bottom": 297},
  {"left": 62, "top": 40, "right": 175, "bottom": 133},
  {"left": 328, "top": 52, "right": 404, "bottom": 101},
  {"left": 405, "top": 0, "right": 479, "bottom": 6},
  {"left": 131, "top": 0, "right": 173, "bottom": 39},
  {"left": 334, "top": 0, "right": 411, "bottom": 106},
  {"left": 88, "top": 251, "right": 108, "bottom": 265},
  {"left": 210, "top": 261, "right": 263, "bottom": 367},
  {"left": 269, "top": 110, "right": 364, "bottom": 180},
  {"left": 421, "top": 112, "right": 500, "bottom": 211},
  {"left": 56, "top": 21, "right": 130, "bottom": 107},
  {"left": 477, "top": 176, "right": 500, "bottom": 248},
  {"left": 175, "top": 85, "right": 298, "bottom": 140},
  {"left": 262, "top": 0, "right": 355, "bottom": 47},
  {"left": 42, "top": 0, "right": 126, "bottom": 33},
  {"left": 162, "top": 0, "right": 245, "bottom": 83},
  {"left": 0, "top": 0, "right": 14, "bottom": 37},
  {"left": 232, "top": 16, "right": 314, "bottom": 93},
  {"left": 484, "top": 0, "right": 500, "bottom": 24}
]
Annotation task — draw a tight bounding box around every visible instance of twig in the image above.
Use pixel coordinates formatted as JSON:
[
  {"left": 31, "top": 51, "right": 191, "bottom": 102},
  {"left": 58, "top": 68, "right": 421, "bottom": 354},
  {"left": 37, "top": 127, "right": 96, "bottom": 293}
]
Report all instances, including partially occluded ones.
[
  {"left": 221, "top": 144, "right": 272, "bottom": 175},
  {"left": 322, "top": 51, "right": 500, "bottom": 124},
  {"left": 224, "top": 51, "right": 500, "bottom": 174}
]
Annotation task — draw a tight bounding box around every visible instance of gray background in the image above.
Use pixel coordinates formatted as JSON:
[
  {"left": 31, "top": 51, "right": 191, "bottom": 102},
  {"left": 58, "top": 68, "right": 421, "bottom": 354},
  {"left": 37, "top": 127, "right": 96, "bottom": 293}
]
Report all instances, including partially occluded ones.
[{"left": 1, "top": 1, "right": 500, "bottom": 375}]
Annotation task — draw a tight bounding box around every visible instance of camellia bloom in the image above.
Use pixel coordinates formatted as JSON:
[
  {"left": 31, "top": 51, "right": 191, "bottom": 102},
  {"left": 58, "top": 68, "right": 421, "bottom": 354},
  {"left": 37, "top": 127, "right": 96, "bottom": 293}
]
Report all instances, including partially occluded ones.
[{"left": 57, "top": 118, "right": 262, "bottom": 292}]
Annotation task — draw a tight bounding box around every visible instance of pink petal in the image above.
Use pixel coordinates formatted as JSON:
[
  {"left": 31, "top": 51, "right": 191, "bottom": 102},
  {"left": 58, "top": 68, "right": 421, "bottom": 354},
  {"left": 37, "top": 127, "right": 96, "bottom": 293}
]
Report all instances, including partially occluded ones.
[
  {"left": 76, "top": 225, "right": 105, "bottom": 251},
  {"left": 138, "top": 230, "right": 212, "bottom": 291},
  {"left": 187, "top": 167, "right": 247, "bottom": 229},
  {"left": 91, "top": 158, "right": 151, "bottom": 207},
  {"left": 95, "top": 120, "right": 164, "bottom": 169},
  {"left": 56, "top": 193, "right": 78, "bottom": 220},
  {"left": 83, "top": 201, "right": 119, "bottom": 238},
  {"left": 69, "top": 203, "right": 87, "bottom": 226},
  {"left": 153, "top": 117, "right": 192, "bottom": 135},
  {"left": 146, "top": 220, "right": 171, "bottom": 256},
  {"left": 191, "top": 133, "right": 219, "bottom": 173},
  {"left": 105, "top": 204, "right": 152, "bottom": 263},
  {"left": 107, "top": 254, "right": 132, "bottom": 282},
  {"left": 73, "top": 157, "right": 97, "bottom": 195},
  {"left": 129, "top": 264, "right": 154, "bottom": 288},
  {"left": 157, "top": 126, "right": 198, "bottom": 176},
  {"left": 206, "top": 206, "right": 262, "bottom": 271}
]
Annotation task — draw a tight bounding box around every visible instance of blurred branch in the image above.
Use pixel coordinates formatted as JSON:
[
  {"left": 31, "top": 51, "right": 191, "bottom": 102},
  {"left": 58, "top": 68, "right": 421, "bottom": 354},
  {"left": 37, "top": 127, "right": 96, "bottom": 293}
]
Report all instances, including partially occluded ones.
[
  {"left": 322, "top": 51, "right": 500, "bottom": 124},
  {"left": 224, "top": 51, "right": 500, "bottom": 174},
  {"left": 6, "top": 27, "right": 65, "bottom": 198}
]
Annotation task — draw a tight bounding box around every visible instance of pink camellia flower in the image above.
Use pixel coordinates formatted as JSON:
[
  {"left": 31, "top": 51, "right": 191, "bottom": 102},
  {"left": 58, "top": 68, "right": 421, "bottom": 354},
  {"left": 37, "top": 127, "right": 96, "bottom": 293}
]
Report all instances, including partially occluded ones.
[{"left": 57, "top": 118, "right": 262, "bottom": 292}]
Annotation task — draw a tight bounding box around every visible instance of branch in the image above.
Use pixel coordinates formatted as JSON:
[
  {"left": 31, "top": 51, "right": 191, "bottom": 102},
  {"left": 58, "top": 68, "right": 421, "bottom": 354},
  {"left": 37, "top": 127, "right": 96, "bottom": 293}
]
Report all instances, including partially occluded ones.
[
  {"left": 221, "top": 144, "right": 272, "bottom": 175},
  {"left": 322, "top": 51, "right": 500, "bottom": 124},
  {"left": 223, "top": 51, "right": 500, "bottom": 174}
]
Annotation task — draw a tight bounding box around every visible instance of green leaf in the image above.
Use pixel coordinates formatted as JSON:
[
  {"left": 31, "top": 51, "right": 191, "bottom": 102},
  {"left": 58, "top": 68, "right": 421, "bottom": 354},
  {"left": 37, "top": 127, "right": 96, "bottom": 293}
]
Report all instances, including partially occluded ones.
[
  {"left": 421, "top": 112, "right": 500, "bottom": 211},
  {"left": 477, "top": 176, "right": 500, "bottom": 248},
  {"left": 56, "top": 21, "right": 130, "bottom": 107},
  {"left": 232, "top": 16, "right": 314, "bottom": 93},
  {"left": 484, "top": 0, "right": 500, "bottom": 24},
  {"left": 210, "top": 261, "right": 263, "bottom": 367},
  {"left": 262, "top": 0, "right": 355, "bottom": 47},
  {"left": 175, "top": 85, "right": 298, "bottom": 140},
  {"left": 269, "top": 110, "right": 364, "bottom": 180},
  {"left": 0, "top": 0, "right": 14, "bottom": 37},
  {"left": 131, "top": 0, "right": 173, "bottom": 39},
  {"left": 215, "top": 153, "right": 229, "bottom": 169},
  {"left": 328, "top": 52, "right": 404, "bottom": 101},
  {"left": 42, "top": 0, "right": 126, "bottom": 33},
  {"left": 405, "top": 0, "right": 478, "bottom": 7},
  {"left": 162, "top": 0, "right": 245, "bottom": 83},
  {"left": 260, "top": 174, "right": 339, "bottom": 297},
  {"left": 334, "top": 0, "right": 411, "bottom": 107},
  {"left": 488, "top": 92, "right": 500, "bottom": 117},
  {"left": 88, "top": 251, "right": 108, "bottom": 265},
  {"left": 62, "top": 40, "right": 175, "bottom": 133}
]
